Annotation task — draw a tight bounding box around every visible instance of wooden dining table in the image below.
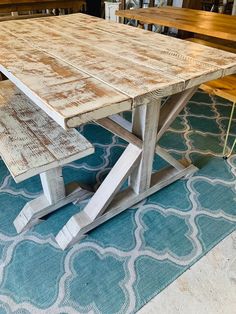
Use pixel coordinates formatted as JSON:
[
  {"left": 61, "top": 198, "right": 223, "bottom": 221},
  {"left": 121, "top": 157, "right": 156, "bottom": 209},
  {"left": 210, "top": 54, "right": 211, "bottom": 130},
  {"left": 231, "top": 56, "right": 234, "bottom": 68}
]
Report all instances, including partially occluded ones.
[
  {"left": 116, "top": 6, "right": 236, "bottom": 41},
  {"left": 0, "top": 14, "right": 236, "bottom": 249}
]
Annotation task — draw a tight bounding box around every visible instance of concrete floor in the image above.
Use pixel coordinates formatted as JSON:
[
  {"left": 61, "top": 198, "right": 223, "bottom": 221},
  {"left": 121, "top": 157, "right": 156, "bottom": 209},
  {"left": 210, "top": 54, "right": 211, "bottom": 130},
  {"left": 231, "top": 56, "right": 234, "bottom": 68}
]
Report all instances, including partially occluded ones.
[{"left": 138, "top": 231, "right": 236, "bottom": 314}]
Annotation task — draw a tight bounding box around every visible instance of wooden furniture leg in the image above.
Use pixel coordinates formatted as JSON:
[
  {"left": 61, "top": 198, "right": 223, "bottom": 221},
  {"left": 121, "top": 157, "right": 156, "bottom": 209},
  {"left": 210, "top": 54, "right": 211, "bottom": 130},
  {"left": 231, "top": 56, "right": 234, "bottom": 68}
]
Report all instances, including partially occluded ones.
[
  {"left": 55, "top": 143, "right": 142, "bottom": 249},
  {"left": 130, "top": 101, "right": 160, "bottom": 194},
  {"left": 156, "top": 86, "right": 198, "bottom": 142},
  {"left": 56, "top": 92, "right": 198, "bottom": 250},
  {"left": 14, "top": 167, "right": 93, "bottom": 233}
]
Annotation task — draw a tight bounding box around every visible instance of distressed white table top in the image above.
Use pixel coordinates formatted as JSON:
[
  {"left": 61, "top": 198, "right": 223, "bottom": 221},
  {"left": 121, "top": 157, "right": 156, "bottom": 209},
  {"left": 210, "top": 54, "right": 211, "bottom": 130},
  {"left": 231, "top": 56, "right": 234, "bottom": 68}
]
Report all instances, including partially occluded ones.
[{"left": 0, "top": 13, "right": 236, "bottom": 128}]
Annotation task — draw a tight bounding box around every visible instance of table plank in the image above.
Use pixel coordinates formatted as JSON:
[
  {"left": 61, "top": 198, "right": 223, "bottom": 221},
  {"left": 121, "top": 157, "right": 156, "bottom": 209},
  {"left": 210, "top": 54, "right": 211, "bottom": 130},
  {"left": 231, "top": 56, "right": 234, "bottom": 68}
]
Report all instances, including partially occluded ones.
[
  {"left": 0, "top": 34, "right": 131, "bottom": 128},
  {"left": 0, "top": 19, "right": 187, "bottom": 97},
  {"left": 15, "top": 17, "right": 225, "bottom": 89},
  {"left": 76, "top": 17, "right": 236, "bottom": 76},
  {"left": 116, "top": 6, "right": 236, "bottom": 41},
  {"left": 1, "top": 16, "right": 233, "bottom": 93}
]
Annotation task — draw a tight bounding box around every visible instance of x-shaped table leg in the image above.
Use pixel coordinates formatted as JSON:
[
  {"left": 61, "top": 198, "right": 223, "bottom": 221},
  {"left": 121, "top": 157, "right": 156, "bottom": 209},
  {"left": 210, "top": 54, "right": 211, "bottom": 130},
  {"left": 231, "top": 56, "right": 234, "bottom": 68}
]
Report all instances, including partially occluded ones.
[{"left": 56, "top": 87, "right": 198, "bottom": 249}]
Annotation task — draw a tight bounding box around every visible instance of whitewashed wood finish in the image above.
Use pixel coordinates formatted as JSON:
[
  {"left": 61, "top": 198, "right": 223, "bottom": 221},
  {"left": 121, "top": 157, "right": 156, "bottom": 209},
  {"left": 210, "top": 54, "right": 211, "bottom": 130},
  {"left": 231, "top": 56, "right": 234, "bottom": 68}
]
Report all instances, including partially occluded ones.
[
  {"left": 109, "top": 114, "right": 132, "bottom": 132},
  {"left": 56, "top": 15, "right": 236, "bottom": 72},
  {"left": 0, "top": 81, "right": 96, "bottom": 233},
  {"left": 14, "top": 181, "right": 93, "bottom": 233},
  {"left": 83, "top": 143, "right": 141, "bottom": 221},
  {"left": 0, "top": 80, "right": 94, "bottom": 182},
  {"left": 0, "top": 14, "right": 235, "bottom": 126},
  {"left": 130, "top": 101, "right": 161, "bottom": 194},
  {"left": 0, "top": 34, "right": 132, "bottom": 128},
  {"left": 156, "top": 86, "right": 198, "bottom": 142},
  {"left": 96, "top": 117, "right": 142, "bottom": 148},
  {"left": 0, "top": 18, "right": 224, "bottom": 90},
  {"left": 40, "top": 167, "right": 66, "bottom": 205},
  {"left": 56, "top": 143, "right": 142, "bottom": 246},
  {"left": 0, "top": 22, "right": 185, "bottom": 100},
  {"left": 56, "top": 163, "right": 198, "bottom": 249},
  {"left": 1, "top": 14, "right": 236, "bottom": 247},
  {"left": 81, "top": 17, "right": 236, "bottom": 76},
  {"left": 155, "top": 146, "right": 186, "bottom": 171}
]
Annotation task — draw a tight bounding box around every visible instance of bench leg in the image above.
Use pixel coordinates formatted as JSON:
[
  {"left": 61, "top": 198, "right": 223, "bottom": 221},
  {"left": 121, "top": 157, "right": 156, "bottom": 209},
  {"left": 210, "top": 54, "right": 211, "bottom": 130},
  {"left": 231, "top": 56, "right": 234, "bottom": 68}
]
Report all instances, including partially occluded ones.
[{"left": 13, "top": 167, "right": 93, "bottom": 233}]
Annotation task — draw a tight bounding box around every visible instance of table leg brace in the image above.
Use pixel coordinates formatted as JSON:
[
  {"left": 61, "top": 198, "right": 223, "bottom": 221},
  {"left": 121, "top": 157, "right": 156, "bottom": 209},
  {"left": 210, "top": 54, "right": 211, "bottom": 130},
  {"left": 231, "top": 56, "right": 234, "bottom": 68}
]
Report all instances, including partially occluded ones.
[{"left": 14, "top": 167, "right": 93, "bottom": 233}]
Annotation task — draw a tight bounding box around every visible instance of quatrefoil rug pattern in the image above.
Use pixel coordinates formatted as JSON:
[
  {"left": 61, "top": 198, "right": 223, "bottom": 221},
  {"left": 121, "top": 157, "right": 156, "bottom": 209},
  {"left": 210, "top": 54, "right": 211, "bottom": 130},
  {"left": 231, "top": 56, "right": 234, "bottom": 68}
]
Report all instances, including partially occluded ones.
[{"left": 0, "top": 91, "right": 235, "bottom": 313}]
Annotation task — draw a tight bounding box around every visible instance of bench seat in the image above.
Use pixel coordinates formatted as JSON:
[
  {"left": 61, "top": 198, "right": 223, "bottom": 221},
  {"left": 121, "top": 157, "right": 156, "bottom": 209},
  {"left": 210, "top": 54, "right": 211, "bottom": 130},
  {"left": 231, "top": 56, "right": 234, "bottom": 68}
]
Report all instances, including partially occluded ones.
[
  {"left": 0, "top": 80, "right": 94, "bottom": 183},
  {"left": 0, "top": 80, "right": 94, "bottom": 233}
]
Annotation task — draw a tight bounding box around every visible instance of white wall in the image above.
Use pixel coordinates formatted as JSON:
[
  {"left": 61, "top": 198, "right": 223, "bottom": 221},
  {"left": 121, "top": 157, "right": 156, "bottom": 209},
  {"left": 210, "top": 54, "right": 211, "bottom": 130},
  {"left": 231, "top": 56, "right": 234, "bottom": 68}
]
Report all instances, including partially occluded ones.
[{"left": 172, "top": 0, "right": 183, "bottom": 7}]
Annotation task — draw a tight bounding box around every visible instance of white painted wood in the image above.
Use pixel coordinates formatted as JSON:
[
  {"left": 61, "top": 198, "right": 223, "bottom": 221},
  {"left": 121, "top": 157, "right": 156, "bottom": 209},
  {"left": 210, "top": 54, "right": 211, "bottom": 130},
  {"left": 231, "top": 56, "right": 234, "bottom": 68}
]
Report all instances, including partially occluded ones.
[
  {"left": 84, "top": 143, "right": 142, "bottom": 220},
  {"left": 96, "top": 117, "right": 142, "bottom": 148},
  {"left": 40, "top": 167, "right": 66, "bottom": 205},
  {"left": 109, "top": 114, "right": 132, "bottom": 132},
  {"left": 14, "top": 182, "right": 93, "bottom": 233},
  {"left": 0, "top": 36, "right": 132, "bottom": 129},
  {"left": 233, "top": 0, "right": 236, "bottom": 15},
  {"left": 1, "top": 14, "right": 234, "bottom": 247},
  {"left": 25, "top": 15, "right": 235, "bottom": 78},
  {"left": 105, "top": 1, "right": 121, "bottom": 22},
  {"left": 0, "top": 80, "right": 94, "bottom": 183},
  {"left": 156, "top": 86, "right": 198, "bottom": 142},
  {"left": 130, "top": 100, "right": 161, "bottom": 194},
  {"left": 56, "top": 163, "right": 198, "bottom": 249},
  {"left": 55, "top": 143, "right": 142, "bottom": 247},
  {"left": 0, "top": 14, "right": 235, "bottom": 128},
  {"left": 155, "top": 145, "right": 186, "bottom": 171},
  {"left": 0, "top": 80, "right": 96, "bottom": 233}
]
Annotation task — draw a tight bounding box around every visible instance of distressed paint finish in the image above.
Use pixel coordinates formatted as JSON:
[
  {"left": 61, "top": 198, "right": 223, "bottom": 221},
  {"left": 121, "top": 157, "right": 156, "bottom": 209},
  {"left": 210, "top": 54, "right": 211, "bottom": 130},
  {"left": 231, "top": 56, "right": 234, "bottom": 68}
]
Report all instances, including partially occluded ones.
[
  {"left": 1, "top": 18, "right": 224, "bottom": 90},
  {"left": 0, "top": 36, "right": 131, "bottom": 128},
  {"left": 0, "top": 80, "right": 94, "bottom": 182},
  {"left": 0, "top": 22, "right": 185, "bottom": 99},
  {"left": 0, "top": 14, "right": 236, "bottom": 127}
]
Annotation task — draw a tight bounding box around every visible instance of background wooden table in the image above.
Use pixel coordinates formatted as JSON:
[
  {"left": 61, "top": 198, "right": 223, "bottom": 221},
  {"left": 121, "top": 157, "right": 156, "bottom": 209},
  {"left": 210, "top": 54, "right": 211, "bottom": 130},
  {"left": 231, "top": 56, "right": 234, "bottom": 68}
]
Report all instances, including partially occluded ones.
[{"left": 116, "top": 6, "right": 236, "bottom": 41}]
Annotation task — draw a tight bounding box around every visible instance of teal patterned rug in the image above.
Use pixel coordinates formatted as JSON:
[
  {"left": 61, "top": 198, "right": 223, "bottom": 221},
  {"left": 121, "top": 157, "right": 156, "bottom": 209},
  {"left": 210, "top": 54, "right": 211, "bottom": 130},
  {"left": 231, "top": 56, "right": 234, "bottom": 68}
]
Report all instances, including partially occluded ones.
[{"left": 0, "top": 91, "right": 235, "bottom": 314}]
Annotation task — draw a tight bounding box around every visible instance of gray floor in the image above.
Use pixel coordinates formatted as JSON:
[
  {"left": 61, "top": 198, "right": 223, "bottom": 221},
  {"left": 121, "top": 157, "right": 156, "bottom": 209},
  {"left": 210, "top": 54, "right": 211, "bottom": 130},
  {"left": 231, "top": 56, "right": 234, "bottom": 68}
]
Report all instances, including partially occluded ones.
[{"left": 139, "top": 231, "right": 236, "bottom": 314}]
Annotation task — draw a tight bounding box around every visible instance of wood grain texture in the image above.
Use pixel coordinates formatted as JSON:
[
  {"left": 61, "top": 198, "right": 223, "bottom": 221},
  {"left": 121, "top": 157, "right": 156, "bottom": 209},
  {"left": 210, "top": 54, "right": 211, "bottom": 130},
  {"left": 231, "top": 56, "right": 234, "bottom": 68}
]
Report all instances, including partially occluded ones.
[
  {"left": 185, "top": 38, "right": 236, "bottom": 104},
  {"left": 0, "top": 0, "right": 86, "bottom": 13},
  {"left": 0, "top": 33, "right": 131, "bottom": 128},
  {"left": 116, "top": 6, "right": 236, "bottom": 41},
  {"left": 0, "top": 19, "right": 185, "bottom": 98},
  {"left": 186, "top": 38, "right": 236, "bottom": 54},
  {"left": 200, "top": 75, "right": 236, "bottom": 103},
  {"left": 0, "top": 14, "right": 236, "bottom": 128},
  {"left": 0, "top": 13, "right": 53, "bottom": 22},
  {"left": 56, "top": 163, "right": 198, "bottom": 249},
  {"left": 39, "top": 19, "right": 224, "bottom": 88},
  {"left": 0, "top": 80, "right": 94, "bottom": 182},
  {"left": 82, "top": 17, "right": 236, "bottom": 77}
]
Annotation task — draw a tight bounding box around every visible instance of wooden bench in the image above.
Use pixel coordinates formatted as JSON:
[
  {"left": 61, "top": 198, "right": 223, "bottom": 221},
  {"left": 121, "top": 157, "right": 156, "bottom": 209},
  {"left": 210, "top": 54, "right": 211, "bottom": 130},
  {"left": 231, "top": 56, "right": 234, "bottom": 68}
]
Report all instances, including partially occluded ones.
[
  {"left": 0, "top": 80, "right": 94, "bottom": 233},
  {"left": 186, "top": 38, "right": 236, "bottom": 158},
  {"left": 0, "top": 0, "right": 86, "bottom": 21}
]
